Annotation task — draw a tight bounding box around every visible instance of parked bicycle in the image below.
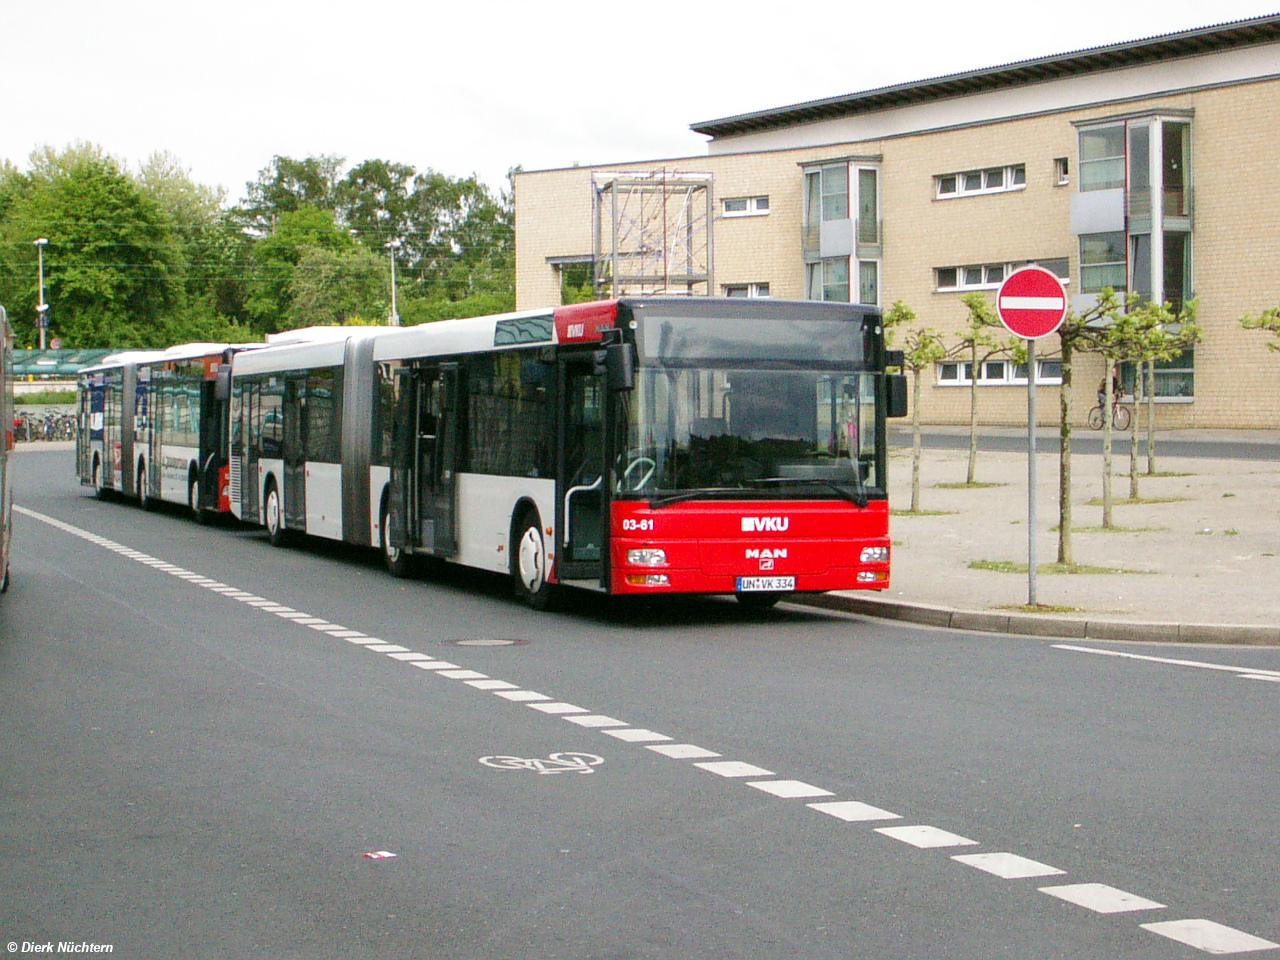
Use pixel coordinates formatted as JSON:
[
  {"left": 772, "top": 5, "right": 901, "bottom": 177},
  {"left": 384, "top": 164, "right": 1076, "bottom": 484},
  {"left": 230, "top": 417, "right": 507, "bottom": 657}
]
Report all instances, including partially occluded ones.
[{"left": 1087, "top": 399, "right": 1131, "bottom": 431}]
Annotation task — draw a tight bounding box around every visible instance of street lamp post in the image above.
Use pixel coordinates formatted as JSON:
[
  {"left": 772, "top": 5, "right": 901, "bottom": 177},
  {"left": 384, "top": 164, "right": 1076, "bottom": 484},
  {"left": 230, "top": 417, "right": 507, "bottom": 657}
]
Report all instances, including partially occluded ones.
[
  {"left": 385, "top": 239, "right": 401, "bottom": 326},
  {"left": 34, "top": 238, "right": 49, "bottom": 350}
]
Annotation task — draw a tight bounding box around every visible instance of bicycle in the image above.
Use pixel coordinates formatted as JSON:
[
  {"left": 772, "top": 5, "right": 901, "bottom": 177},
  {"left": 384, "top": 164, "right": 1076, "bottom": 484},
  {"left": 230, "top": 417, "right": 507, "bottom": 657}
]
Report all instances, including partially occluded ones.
[{"left": 1088, "top": 399, "right": 1131, "bottom": 431}]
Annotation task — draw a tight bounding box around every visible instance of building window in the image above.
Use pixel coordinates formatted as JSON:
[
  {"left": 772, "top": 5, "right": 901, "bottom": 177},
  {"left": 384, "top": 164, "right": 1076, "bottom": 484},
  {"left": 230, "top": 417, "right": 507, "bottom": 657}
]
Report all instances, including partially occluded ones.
[
  {"left": 937, "top": 359, "right": 1063, "bottom": 386},
  {"left": 1079, "top": 125, "right": 1126, "bottom": 191},
  {"left": 723, "top": 196, "right": 769, "bottom": 217},
  {"left": 935, "top": 164, "right": 1026, "bottom": 199},
  {"left": 1055, "top": 157, "right": 1070, "bottom": 185},
  {"left": 858, "top": 261, "right": 878, "bottom": 306},
  {"left": 807, "top": 258, "right": 849, "bottom": 302},
  {"left": 724, "top": 283, "right": 771, "bottom": 298},
  {"left": 1080, "top": 232, "right": 1127, "bottom": 294},
  {"left": 1122, "top": 350, "right": 1194, "bottom": 399},
  {"left": 806, "top": 165, "right": 849, "bottom": 226},
  {"left": 936, "top": 263, "right": 1007, "bottom": 291}
]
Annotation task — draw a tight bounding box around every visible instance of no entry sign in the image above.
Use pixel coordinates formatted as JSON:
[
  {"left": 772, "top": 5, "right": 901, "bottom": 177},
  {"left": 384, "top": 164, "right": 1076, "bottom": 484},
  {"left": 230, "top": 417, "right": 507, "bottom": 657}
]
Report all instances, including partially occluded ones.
[{"left": 996, "top": 267, "right": 1067, "bottom": 339}]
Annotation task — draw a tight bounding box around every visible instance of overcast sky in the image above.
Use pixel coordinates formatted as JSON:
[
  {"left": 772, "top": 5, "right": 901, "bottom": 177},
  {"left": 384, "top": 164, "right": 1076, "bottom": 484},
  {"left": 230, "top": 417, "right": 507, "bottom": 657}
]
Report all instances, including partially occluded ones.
[{"left": 2, "top": 1, "right": 1277, "bottom": 202}]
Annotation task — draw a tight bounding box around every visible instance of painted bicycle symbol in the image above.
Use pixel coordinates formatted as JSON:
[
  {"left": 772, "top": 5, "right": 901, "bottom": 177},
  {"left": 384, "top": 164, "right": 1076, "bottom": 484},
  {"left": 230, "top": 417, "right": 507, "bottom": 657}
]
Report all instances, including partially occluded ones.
[{"left": 478, "top": 752, "right": 604, "bottom": 775}]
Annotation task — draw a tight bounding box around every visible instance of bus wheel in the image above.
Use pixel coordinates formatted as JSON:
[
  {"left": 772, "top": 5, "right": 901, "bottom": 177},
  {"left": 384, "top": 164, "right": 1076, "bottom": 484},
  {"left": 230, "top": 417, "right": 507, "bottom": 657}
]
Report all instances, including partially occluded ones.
[
  {"left": 92, "top": 456, "right": 105, "bottom": 499},
  {"left": 513, "top": 512, "right": 557, "bottom": 611},
  {"left": 138, "top": 460, "right": 153, "bottom": 511},
  {"left": 1, "top": 563, "right": 9, "bottom": 593},
  {"left": 189, "top": 473, "right": 209, "bottom": 525},
  {"left": 380, "top": 499, "right": 413, "bottom": 578},
  {"left": 736, "top": 591, "right": 786, "bottom": 611},
  {"left": 264, "top": 481, "right": 287, "bottom": 547}
]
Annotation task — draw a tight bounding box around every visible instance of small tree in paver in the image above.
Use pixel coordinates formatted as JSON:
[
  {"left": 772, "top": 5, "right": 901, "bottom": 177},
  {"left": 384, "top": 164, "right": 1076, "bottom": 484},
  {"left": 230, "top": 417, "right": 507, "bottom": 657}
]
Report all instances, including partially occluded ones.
[
  {"left": 1088, "top": 297, "right": 1200, "bottom": 526},
  {"left": 1052, "top": 291, "right": 1120, "bottom": 565},
  {"left": 953, "top": 291, "right": 1017, "bottom": 485},
  {"left": 884, "top": 300, "right": 947, "bottom": 513}
]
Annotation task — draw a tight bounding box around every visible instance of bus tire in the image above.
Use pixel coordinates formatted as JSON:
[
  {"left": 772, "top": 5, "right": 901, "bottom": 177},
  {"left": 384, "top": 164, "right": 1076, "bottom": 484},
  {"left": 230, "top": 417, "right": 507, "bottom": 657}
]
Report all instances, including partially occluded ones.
[
  {"left": 189, "top": 470, "right": 209, "bottom": 525},
  {"left": 1, "top": 563, "right": 9, "bottom": 593},
  {"left": 92, "top": 456, "right": 106, "bottom": 499},
  {"left": 138, "top": 459, "right": 153, "bottom": 511},
  {"left": 380, "top": 497, "right": 413, "bottom": 578},
  {"left": 513, "top": 511, "right": 557, "bottom": 611},
  {"left": 264, "top": 480, "right": 288, "bottom": 548},
  {"left": 735, "top": 591, "right": 786, "bottom": 611}
]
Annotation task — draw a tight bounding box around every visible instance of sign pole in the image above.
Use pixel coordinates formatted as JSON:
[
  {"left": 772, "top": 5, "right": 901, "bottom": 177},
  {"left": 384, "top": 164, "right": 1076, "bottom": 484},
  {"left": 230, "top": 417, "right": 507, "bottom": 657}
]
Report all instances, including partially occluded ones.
[
  {"left": 1026, "top": 336, "right": 1037, "bottom": 606},
  {"left": 995, "top": 266, "right": 1066, "bottom": 610}
]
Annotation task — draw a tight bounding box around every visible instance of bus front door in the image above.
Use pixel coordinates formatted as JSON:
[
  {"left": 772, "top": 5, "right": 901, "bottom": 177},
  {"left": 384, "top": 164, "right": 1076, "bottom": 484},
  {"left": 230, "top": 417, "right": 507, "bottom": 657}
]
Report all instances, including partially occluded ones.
[
  {"left": 557, "top": 360, "right": 605, "bottom": 584},
  {"left": 283, "top": 376, "right": 307, "bottom": 531}
]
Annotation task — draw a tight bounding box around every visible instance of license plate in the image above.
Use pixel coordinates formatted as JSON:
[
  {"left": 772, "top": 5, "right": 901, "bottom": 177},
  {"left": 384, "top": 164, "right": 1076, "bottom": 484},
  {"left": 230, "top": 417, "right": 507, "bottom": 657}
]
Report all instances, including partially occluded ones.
[{"left": 736, "top": 576, "right": 796, "bottom": 592}]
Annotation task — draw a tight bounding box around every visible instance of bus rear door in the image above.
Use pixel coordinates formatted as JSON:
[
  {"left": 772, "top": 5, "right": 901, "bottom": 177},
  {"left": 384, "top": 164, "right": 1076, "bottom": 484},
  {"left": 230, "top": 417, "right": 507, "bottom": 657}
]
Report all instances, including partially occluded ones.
[{"left": 390, "top": 364, "right": 459, "bottom": 558}]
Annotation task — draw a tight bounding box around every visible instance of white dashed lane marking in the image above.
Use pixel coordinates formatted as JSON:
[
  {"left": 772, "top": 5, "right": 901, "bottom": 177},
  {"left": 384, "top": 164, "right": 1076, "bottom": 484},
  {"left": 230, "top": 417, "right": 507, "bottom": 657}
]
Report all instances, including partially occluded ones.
[
  {"left": 747, "top": 780, "right": 833, "bottom": 799},
  {"left": 876, "top": 825, "right": 979, "bottom": 849},
  {"left": 1039, "top": 883, "right": 1166, "bottom": 914},
  {"left": 953, "top": 853, "right": 1066, "bottom": 880},
  {"left": 807, "top": 800, "right": 901, "bottom": 822},
  {"left": 1142, "top": 920, "right": 1280, "bottom": 954},
  {"left": 18, "top": 503, "right": 1278, "bottom": 956}
]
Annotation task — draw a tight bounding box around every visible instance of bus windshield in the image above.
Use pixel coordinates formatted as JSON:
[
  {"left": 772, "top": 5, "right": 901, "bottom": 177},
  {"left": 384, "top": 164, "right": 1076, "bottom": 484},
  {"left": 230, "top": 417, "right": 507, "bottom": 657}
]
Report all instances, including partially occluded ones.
[{"left": 617, "top": 365, "right": 880, "bottom": 501}]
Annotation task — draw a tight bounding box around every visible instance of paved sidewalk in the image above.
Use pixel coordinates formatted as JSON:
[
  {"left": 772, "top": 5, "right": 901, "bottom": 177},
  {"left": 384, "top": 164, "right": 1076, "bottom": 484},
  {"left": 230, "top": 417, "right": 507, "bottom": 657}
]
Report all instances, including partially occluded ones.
[{"left": 806, "top": 428, "right": 1280, "bottom": 644}]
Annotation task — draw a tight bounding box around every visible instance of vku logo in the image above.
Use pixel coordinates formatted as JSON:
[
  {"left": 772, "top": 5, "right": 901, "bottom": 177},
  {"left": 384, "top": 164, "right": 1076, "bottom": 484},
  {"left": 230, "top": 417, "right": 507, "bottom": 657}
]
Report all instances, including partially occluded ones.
[{"left": 741, "top": 516, "right": 790, "bottom": 532}]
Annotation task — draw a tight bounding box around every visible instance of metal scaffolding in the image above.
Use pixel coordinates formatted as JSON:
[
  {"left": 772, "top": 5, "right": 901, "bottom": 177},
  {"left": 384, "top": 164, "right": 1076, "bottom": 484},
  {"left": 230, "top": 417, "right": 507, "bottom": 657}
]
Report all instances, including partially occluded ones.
[{"left": 592, "top": 170, "right": 714, "bottom": 298}]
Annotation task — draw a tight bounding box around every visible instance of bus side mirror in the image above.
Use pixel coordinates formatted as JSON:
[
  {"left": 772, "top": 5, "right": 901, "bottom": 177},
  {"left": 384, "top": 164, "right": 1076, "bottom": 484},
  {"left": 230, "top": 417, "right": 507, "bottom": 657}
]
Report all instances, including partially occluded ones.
[
  {"left": 602, "top": 342, "right": 635, "bottom": 392},
  {"left": 215, "top": 367, "right": 231, "bottom": 401},
  {"left": 885, "top": 349, "right": 905, "bottom": 371},
  {"left": 886, "top": 374, "right": 908, "bottom": 418}
]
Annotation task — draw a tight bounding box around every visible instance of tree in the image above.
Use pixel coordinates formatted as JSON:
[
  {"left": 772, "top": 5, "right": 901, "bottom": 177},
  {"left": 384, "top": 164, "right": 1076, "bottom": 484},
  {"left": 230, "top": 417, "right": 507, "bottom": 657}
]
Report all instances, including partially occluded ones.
[
  {"left": 883, "top": 300, "right": 946, "bottom": 513},
  {"left": 286, "top": 245, "right": 388, "bottom": 327},
  {"left": 953, "top": 291, "right": 1015, "bottom": 484},
  {"left": 245, "top": 204, "right": 356, "bottom": 333},
  {"left": 1241, "top": 306, "right": 1280, "bottom": 351},
  {"left": 1051, "top": 291, "right": 1119, "bottom": 565},
  {"left": 0, "top": 144, "right": 186, "bottom": 347},
  {"left": 239, "top": 154, "right": 344, "bottom": 232}
]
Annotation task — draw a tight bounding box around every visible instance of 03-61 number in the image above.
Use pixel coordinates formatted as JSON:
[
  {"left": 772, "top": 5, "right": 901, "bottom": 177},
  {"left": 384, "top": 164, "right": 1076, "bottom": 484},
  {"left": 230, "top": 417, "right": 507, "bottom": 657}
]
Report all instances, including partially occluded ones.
[{"left": 621, "top": 518, "right": 655, "bottom": 531}]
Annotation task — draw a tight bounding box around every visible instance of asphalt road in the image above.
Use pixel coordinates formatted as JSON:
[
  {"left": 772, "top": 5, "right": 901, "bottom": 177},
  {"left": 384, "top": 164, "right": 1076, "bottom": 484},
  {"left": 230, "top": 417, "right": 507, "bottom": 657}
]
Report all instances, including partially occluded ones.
[{"left": 2, "top": 447, "right": 1278, "bottom": 959}]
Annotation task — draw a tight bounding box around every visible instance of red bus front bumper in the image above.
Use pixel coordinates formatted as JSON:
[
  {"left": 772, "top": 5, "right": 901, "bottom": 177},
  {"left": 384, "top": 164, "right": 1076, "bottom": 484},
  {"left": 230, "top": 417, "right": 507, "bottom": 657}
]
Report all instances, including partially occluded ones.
[{"left": 608, "top": 499, "right": 891, "bottom": 596}]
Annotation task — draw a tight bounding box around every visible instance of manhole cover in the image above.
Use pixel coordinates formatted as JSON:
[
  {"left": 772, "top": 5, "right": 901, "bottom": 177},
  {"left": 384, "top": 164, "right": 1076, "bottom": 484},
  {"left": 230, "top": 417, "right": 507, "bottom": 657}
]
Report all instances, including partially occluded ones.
[{"left": 447, "top": 638, "right": 529, "bottom": 647}]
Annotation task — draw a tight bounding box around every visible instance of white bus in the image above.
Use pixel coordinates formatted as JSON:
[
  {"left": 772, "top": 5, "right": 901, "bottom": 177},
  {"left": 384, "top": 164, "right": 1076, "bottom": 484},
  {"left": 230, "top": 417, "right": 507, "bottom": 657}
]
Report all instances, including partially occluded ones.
[{"left": 78, "top": 343, "right": 253, "bottom": 518}]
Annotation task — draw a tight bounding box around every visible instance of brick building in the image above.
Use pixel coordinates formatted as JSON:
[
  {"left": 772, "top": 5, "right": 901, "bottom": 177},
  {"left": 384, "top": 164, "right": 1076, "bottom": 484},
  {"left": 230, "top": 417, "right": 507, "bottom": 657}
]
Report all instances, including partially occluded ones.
[{"left": 514, "top": 14, "right": 1280, "bottom": 428}]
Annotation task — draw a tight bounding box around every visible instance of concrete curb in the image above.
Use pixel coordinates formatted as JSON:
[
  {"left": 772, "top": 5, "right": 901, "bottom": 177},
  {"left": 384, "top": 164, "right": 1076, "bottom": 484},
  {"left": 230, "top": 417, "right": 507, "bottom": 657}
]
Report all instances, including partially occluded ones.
[{"left": 798, "top": 592, "right": 1280, "bottom": 645}]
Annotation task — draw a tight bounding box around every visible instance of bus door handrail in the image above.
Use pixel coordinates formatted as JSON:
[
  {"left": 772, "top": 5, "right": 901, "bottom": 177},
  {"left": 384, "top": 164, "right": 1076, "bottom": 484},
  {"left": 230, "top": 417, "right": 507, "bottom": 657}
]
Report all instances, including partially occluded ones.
[{"left": 563, "top": 475, "right": 602, "bottom": 547}]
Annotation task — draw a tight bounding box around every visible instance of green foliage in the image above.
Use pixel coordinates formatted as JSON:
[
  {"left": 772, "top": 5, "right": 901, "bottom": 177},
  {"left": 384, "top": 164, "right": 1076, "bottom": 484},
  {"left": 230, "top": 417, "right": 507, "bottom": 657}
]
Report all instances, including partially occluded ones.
[
  {"left": 1241, "top": 306, "right": 1280, "bottom": 351},
  {"left": 1, "top": 146, "right": 515, "bottom": 348}
]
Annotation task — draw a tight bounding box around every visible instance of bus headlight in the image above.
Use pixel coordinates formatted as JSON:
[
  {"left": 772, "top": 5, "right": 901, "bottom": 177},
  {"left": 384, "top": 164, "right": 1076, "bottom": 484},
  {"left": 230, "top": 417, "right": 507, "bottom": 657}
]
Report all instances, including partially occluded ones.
[
  {"left": 627, "top": 548, "right": 667, "bottom": 566},
  {"left": 858, "top": 571, "right": 889, "bottom": 583},
  {"left": 860, "top": 546, "right": 889, "bottom": 563}
]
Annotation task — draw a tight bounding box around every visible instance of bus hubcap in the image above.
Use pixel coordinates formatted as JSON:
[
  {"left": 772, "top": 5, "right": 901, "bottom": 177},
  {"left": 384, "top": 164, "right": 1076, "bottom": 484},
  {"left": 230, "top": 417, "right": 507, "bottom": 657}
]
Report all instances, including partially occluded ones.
[{"left": 518, "top": 527, "right": 543, "bottom": 591}]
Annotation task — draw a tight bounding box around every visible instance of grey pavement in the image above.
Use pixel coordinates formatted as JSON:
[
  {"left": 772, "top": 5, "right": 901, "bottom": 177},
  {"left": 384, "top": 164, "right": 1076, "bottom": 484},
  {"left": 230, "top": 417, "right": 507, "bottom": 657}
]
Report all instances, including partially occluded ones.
[{"left": 806, "top": 426, "right": 1280, "bottom": 644}]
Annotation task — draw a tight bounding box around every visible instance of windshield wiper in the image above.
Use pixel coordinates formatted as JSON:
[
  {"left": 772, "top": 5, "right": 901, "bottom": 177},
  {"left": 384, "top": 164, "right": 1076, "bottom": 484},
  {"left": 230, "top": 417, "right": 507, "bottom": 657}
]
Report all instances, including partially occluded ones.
[
  {"left": 748, "top": 476, "right": 869, "bottom": 508},
  {"left": 648, "top": 488, "right": 748, "bottom": 510}
]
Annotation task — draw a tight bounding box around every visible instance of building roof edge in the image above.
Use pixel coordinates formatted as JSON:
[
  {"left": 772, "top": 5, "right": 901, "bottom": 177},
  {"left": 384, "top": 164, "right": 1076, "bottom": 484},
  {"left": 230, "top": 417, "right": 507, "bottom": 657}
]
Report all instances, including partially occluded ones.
[{"left": 690, "top": 14, "right": 1280, "bottom": 139}]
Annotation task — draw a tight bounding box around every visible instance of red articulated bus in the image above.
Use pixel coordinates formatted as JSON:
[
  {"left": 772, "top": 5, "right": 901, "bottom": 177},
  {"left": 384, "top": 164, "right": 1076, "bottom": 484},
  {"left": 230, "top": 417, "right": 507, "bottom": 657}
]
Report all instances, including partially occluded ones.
[{"left": 226, "top": 297, "right": 906, "bottom": 610}]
